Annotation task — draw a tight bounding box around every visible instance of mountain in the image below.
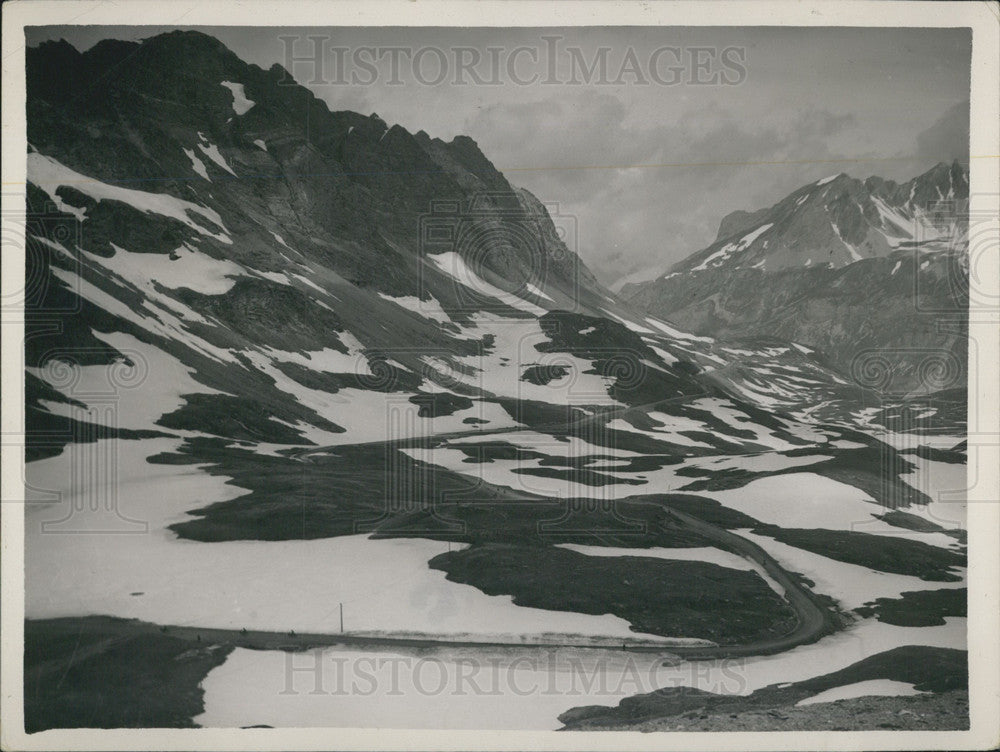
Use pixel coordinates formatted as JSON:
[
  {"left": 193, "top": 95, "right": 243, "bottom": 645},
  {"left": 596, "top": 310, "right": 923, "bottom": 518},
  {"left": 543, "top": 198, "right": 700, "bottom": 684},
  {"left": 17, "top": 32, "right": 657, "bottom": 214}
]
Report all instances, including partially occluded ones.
[
  {"left": 621, "top": 163, "right": 969, "bottom": 393},
  {"left": 24, "top": 29, "right": 929, "bottom": 462},
  {"left": 671, "top": 162, "right": 967, "bottom": 275},
  {"left": 24, "top": 31, "right": 618, "bottom": 454},
  {"left": 21, "top": 31, "right": 968, "bottom": 733}
]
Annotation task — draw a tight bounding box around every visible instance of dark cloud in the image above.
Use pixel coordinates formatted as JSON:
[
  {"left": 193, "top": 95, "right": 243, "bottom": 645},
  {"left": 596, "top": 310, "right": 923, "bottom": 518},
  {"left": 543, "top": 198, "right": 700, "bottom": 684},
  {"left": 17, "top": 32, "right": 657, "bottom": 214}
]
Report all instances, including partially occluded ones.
[{"left": 469, "top": 93, "right": 866, "bottom": 284}]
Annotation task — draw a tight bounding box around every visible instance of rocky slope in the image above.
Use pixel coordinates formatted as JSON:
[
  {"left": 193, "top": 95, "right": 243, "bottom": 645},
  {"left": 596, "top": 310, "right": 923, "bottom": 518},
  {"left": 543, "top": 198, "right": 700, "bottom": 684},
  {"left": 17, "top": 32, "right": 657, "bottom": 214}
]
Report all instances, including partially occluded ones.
[
  {"left": 559, "top": 645, "right": 968, "bottom": 731},
  {"left": 621, "top": 162, "right": 969, "bottom": 394}
]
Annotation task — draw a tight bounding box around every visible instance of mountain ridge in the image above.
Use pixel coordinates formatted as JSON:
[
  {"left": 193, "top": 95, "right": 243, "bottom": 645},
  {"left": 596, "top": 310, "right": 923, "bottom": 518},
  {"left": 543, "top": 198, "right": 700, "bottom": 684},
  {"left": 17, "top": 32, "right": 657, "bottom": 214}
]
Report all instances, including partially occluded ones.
[
  {"left": 621, "top": 161, "right": 969, "bottom": 392},
  {"left": 654, "top": 160, "right": 968, "bottom": 279},
  {"left": 27, "top": 31, "right": 603, "bottom": 304}
]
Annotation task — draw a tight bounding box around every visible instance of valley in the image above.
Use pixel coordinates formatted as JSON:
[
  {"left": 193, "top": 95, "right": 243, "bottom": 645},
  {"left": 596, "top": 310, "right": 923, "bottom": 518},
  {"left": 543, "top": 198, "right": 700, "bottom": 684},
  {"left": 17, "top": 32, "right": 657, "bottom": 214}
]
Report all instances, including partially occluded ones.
[{"left": 19, "top": 29, "right": 970, "bottom": 734}]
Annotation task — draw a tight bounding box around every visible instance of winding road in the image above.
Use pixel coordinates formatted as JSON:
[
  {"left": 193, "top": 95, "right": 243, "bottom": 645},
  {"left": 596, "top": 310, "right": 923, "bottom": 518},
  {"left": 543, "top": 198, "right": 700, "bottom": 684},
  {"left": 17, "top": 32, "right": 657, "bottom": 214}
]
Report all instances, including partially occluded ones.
[
  {"left": 655, "top": 504, "right": 838, "bottom": 658},
  {"left": 282, "top": 394, "right": 845, "bottom": 658},
  {"left": 28, "top": 504, "right": 839, "bottom": 664}
]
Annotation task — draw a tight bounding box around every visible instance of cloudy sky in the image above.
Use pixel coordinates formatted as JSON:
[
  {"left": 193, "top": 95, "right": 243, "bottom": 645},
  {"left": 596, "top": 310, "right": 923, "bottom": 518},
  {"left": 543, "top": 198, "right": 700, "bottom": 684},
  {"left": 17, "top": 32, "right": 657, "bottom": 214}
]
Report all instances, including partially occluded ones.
[{"left": 27, "top": 26, "right": 971, "bottom": 287}]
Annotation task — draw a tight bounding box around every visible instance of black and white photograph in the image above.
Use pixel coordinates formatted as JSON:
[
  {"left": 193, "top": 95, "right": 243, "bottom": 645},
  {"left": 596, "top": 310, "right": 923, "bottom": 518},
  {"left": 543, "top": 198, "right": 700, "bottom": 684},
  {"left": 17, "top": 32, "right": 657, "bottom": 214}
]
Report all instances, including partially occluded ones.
[{"left": 2, "top": 1, "right": 998, "bottom": 750}]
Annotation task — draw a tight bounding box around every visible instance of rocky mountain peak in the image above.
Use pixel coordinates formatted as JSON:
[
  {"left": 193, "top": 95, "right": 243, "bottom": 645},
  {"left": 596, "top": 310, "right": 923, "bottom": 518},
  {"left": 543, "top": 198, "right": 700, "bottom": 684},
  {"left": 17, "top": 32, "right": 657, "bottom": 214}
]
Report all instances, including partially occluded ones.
[
  {"left": 665, "top": 161, "right": 969, "bottom": 281},
  {"left": 621, "top": 161, "right": 969, "bottom": 393}
]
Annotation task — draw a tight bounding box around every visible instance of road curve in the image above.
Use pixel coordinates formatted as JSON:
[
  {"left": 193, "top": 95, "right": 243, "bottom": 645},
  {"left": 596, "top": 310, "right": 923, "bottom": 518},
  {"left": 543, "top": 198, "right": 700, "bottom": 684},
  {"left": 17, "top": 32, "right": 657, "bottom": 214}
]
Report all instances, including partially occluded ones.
[{"left": 655, "top": 504, "right": 839, "bottom": 659}]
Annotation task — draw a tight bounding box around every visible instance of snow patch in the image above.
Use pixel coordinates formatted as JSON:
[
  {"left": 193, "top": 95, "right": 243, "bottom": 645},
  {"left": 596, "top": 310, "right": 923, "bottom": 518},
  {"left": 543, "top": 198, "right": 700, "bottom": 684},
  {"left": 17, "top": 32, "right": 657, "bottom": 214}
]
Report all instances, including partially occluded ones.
[
  {"left": 262, "top": 344, "right": 368, "bottom": 375},
  {"left": 27, "top": 152, "right": 231, "bottom": 244},
  {"left": 557, "top": 543, "right": 754, "bottom": 570},
  {"left": 448, "top": 430, "right": 642, "bottom": 459},
  {"left": 796, "top": 680, "right": 928, "bottom": 707},
  {"left": 741, "top": 531, "right": 966, "bottom": 610},
  {"left": 705, "top": 473, "right": 960, "bottom": 550},
  {"left": 378, "top": 293, "right": 452, "bottom": 325},
  {"left": 525, "top": 282, "right": 554, "bottom": 301},
  {"left": 691, "top": 223, "right": 773, "bottom": 272},
  {"left": 198, "top": 141, "right": 238, "bottom": 177},
  {"left": 427, "top": 252, "right": 545, "bottom": 315},
  {"left": 600, "top": 308, "right": 656, "bottom": 334},
  {"left": 443, "top": 315, "right": 621, "bottom": 405},
  {"left": 830, "top": 221, "right": 862, "bottom": 262},
  {"left": 740, "top": 223, "right": 774, "bottom": 246},
  {"left": 50, "top": 266, "right": 237, "bottom": 364},
  {"left": 96, "top": 242, "right": 242, "bottom": 295},
  {"left": 29, "top": 332, "right": 225, "bottom": 432},
  {"left": 649, "top": 344, "right": 678, "bottom": 365},
  {"left": 290, "top": 273, "right": 327, "bottom": 295},
  {"left": 644, "top": 316, "right": 713, "bottom": 343},
  {"left": 220, "top": 81, "right": 255, "bottom": 115},
  {"left": 182, "top": 148, "right": 210, "bottom": 181}
]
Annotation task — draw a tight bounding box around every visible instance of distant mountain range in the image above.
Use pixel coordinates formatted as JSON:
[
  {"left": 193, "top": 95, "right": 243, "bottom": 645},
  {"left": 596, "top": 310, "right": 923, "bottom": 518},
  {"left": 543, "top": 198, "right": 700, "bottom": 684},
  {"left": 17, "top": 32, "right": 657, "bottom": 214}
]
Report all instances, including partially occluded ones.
[{"left": 621, "top": 161, "right": 969, "bottom": 393}]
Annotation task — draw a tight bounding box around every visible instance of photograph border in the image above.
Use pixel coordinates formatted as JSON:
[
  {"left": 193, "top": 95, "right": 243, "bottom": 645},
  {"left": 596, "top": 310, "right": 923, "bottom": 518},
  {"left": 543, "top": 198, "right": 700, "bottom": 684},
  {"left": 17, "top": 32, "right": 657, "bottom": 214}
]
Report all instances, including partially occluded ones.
[{"left": 2, "top": 1, "right": 998, "bottom": 750}]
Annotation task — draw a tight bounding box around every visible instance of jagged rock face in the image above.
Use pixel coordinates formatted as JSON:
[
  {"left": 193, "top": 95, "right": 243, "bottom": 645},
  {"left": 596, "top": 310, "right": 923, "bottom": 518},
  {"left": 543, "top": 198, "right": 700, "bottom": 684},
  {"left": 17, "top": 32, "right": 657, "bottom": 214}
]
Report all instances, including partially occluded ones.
[
  {"left": 26, "top": 31, "right": 599, "bottom": 304},
  {"left": 622, "top": 163, "right": 969, "bottom": 393}
]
